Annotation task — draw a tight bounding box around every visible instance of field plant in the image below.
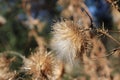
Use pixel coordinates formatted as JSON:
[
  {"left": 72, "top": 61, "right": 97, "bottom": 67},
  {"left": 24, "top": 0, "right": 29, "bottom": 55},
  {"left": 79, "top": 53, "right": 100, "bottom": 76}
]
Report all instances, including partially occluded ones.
[{"left": 0, "top": 0, "right": 120, "bottom": 80}]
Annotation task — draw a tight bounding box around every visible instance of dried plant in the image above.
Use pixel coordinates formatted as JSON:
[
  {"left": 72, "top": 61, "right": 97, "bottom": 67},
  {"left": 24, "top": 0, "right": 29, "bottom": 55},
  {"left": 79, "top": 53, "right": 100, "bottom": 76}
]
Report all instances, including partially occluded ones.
[
  {"left": 22, "top": 48, "right": 63, "bottom": 80},
  {"left": 106, "top": 0, "right": 120, "bottom": 29},
  {"left": 82, "top": 33, "right": 112, "bottom": 80},
  {"left": 51, "top": 1, "right": 113, "bottom": 78},
  {"left": 1, "top": 0, "right": 120, "bottom": 79},
  {"left": 83, "top": 54, "right": 98, "bottom": 80},
  {"left": 0, "top": 54, "right": 16, "bottom": 80},
  {"left": 61, "top": 0, "right": 92, "bottom": 26},
  {"left": 57, "top": 0, "right": 70, "bottom": 8},
  {"left": 106, "top": 0, "right": 120, "bottom": 11},
  {"left": 111, "top": 7, "right": 120, "bottom": 29},
  {"left": 51, "top": 20, "right": 90, "bottom": 63},
  {"left": 28, "top": 29, "right": 46, "bottom": 49}
]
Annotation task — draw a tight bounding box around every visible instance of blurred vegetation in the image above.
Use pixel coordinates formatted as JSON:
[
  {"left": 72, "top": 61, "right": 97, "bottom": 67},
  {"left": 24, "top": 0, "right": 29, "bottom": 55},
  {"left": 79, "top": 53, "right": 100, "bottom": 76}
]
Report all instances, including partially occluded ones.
[
  {"left": 0, "top": 0, "right": 27, "bottom": 52},
  {"left": 0, "top": 0, "right": 59, "bottom": 55}
]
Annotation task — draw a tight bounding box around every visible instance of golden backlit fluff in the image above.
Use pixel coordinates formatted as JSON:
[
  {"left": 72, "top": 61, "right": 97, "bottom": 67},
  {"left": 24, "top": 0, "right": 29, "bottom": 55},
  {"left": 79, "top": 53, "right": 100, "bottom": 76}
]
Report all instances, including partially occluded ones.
[
  {"left": 51, "top": 20, "right": 89, "bottom": 64},
  {"left": 22, "top": 49, "right": 62, "bottom": 80},
  {"left": 0, "top": 54, "right": 15, "bottom": 80}
]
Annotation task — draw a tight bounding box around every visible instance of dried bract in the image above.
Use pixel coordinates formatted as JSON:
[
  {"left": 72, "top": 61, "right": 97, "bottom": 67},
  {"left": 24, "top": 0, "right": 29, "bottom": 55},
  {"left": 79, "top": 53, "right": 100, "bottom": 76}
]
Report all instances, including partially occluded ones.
[
  {"left": 0, "top": 54, "right": 15, "bottom": 80},
  {"left": 23, "top": 49, "right": 62, "bottom": 80}
]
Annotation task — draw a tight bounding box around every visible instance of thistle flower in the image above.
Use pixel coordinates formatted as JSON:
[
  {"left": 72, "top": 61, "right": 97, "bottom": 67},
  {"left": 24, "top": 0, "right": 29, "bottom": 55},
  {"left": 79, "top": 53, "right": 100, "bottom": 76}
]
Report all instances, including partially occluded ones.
[
  {"left": 22, "top": 48, "right": 63, "bottom": 80},
  {"left": 51, "top": 20, "right": 89, "bottom": 63},
  {"left": 0, "top": 54, "right": 15, "bottom": 80}
]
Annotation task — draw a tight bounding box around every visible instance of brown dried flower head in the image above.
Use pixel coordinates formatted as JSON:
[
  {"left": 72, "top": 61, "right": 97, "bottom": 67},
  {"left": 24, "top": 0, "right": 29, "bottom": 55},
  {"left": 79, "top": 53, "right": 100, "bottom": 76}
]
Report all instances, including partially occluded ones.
[
  {"left": 23, "top": 48, "right": 62, "bottom": 80},
  {"left": 0, "top": 54, "right": 15, "bottom": 80},
  {"left": 51, "top": 20, "right": 89, "bottom": 63}
]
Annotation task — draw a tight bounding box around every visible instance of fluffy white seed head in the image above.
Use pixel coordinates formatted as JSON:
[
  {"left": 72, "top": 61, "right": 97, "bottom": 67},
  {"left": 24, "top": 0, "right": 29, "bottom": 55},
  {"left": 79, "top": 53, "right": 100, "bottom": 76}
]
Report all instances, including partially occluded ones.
[{"left": 51, "top": 20, "right": 88, "bottom": 64}]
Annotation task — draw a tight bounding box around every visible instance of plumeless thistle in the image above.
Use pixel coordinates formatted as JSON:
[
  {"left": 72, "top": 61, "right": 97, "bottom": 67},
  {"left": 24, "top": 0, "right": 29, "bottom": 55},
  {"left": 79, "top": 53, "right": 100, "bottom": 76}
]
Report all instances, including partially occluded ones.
[
  {"left": 51, "top": 20, "right": 89, "bottom": 64},
  {"left": 22, "top": 48, "right": 63, "bottom": 80}
]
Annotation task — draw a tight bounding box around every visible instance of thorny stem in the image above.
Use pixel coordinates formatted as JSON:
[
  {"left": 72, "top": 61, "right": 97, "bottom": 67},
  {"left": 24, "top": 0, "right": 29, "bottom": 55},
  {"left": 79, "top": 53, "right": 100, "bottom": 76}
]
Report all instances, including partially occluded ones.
[
  {"left": 78, "top": 27, "right": 120, "bottom": 45},
  {"left": 0, "top": 51, "right": 25, "bottom": 60},
  {"left": 82, "top": 8, "right": 94, "bottom": 26},
  {"left": 77, "top": 28, "right": 120, "bottom": 59},
  {"left": 90, "top": 47, "right": 120, "bottom": 60},
  {"left": 97, "top": 29, "right": 120, "bottom": 45}
]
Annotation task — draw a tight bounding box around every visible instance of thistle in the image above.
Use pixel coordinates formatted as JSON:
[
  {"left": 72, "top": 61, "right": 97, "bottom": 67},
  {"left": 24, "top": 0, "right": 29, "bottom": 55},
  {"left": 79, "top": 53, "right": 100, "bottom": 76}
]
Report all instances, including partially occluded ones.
[
  {"left": 0, "top": 54, "right": 15, "bottom": 80},
  {"left": 51, "top": 20, "right": 89, "bottom": 64},
  {"left": 22, "top": 48, "right": 63, "bottom": 80}
]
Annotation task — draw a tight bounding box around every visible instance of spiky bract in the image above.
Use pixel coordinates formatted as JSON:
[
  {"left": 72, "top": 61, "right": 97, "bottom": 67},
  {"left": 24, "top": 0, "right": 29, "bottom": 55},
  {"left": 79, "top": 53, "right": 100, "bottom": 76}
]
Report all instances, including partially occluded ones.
[
  {"left": 23, "top": 49, "right": 61, "bottom": 80},
  {"left": 0, "top": 54, "right": 15, "bottom": 80}
]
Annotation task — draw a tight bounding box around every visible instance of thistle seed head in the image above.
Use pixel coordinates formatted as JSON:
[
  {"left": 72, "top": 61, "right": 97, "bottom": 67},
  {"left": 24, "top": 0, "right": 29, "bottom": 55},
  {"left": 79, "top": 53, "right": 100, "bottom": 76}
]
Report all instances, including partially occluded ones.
[
  {"left": 51, "top": 20, "right": 89, "bottom": 64},
  {"left": 23, "top": 48, "right": 62, "bottom": 80}
]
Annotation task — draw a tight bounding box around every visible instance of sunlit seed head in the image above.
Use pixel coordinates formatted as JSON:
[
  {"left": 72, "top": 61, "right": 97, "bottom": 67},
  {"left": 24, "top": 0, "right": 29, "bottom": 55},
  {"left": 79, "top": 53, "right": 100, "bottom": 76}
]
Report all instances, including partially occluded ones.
[
  {"left": 51, "top": 20, "right": 88, "bottom": 64},
  {"left": 23, "top": 48, "right": 62, "bottom": 80}
]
